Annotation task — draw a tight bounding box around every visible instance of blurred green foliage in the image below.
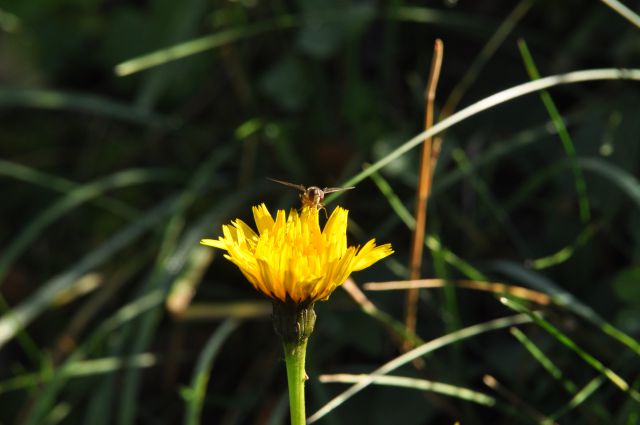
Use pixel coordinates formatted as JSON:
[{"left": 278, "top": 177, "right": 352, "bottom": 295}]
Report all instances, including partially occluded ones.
[{"left": 1, "top": 0, "right": 640, "bottom": 424}]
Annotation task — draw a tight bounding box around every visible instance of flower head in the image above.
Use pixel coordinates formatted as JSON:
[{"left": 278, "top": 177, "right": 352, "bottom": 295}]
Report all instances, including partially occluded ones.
[{"left": 201, "top": 204, "right": 392, "bottom": 304}]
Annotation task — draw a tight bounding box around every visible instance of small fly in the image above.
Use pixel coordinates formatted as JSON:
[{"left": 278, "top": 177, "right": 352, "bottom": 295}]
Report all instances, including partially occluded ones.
[{"left": 268, "top": 178, "right": 355, "bottom": 213}]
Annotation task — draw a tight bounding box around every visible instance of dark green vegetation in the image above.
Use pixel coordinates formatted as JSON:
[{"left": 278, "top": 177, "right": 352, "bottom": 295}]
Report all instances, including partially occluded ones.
[{"left": 1, "top": 1, "right": 640, "bottom": 424}]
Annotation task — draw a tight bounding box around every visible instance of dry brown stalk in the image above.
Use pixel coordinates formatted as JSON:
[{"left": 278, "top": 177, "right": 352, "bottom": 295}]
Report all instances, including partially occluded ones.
[
  {"left": 366, "top": 279, "right": 550, "bottom": 305},
  {"left": 404, "top": 39, "right": 444, "bottom": 351}
]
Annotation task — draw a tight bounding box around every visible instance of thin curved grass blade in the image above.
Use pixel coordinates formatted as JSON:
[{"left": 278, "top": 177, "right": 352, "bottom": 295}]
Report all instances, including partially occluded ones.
[
  {"left": 307, "top": 314, "right": 531, "bottom": 423},
  {"left": 183, "top": 319, "right": 239, "bottom": 425}
]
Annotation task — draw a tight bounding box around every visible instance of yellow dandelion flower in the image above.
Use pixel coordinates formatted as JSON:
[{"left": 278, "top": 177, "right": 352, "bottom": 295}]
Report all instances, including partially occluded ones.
[{"left": 201, "top": 203, "right": 393, "bottom": 304}]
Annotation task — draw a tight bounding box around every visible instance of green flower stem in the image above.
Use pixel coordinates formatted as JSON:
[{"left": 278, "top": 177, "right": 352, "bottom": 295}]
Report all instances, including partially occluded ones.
[
  {"left": 283, "top": 339, "right": 309, "bottom": 425},
  {"left": 272, "top": 301, "right": 316, "bottom": 425}
]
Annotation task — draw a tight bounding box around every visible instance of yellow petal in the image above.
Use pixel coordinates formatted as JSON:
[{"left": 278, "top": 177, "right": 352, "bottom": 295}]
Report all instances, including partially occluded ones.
[
  {"left": 201, "top": 203, "right": 392, "bottom": 303},
  {"left": 200, "top": 238, "right": 225, "bottom": 249},
  {"left": 253, "top": 203, "right": 274, "bottom": 235},
  {"left": 353, "top": 241, "right": 393, "bottom": 271}
]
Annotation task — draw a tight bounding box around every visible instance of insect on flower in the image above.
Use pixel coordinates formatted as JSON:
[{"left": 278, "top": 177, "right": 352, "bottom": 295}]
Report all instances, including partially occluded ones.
[{"left": 268, "top": 178, "right": 355, "bottom": 214}]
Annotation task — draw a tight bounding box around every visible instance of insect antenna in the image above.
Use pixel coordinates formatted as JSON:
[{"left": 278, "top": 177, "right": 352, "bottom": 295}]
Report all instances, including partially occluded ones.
[{"left": 267, "top": 177, "right": 306, "bottom": 191}]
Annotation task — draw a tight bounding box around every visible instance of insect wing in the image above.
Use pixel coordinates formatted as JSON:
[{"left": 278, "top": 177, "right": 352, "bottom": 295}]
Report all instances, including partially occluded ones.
[
  {"left": 322, "top": 186, "right": 355, "bottom": 194},
  {"left": 267, "top": 178, "right": 307, "bottom": 191}
]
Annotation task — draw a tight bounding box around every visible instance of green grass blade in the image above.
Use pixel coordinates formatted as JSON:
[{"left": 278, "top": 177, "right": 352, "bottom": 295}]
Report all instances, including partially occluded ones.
[
  {"left": 20, "top": 290, "right": 167, "bottom": 425},
  {"left": 117, "top": 148, "right": 255, "bottom": 425},
  {"left": 0, "top": 195, "right": 182, "bottom": 351},
  {"left": 42, "top": 402, "right": 70, "bottom": 425},
  {"left": 326, "top": 68, "right": 640, "bottom": 204},
  {"left": 0, "top": 88, "right": 176, "bottom": 126},
  {"left": 0, "top": 168, "right": 175, "bottom": 288},
  {"left": 320, "top": 374, "right": 496, "bottom": 407},
  {"left": 442, "top": 0, "right": 534, "bottom": 115},
  {"left": 183, "top": 319, "right": 239, "bottom": 425},
  {"left": 368, "top": 168, "right": 416, "bottom": 229},
  {"left": 134, "top": 0, "right": 209, "bottom": 111},
  {"left": 517, "top": 39, "right": 591, "bottom": 222},
  {"left": 578, "top": 157, "right": 640, "bottom": 210},
  {"left": 426, "top": 236, "right": 487, "bottom": 281},
  {"left": 0, "top": 353, "right": 157, "bottom": 395},
  {"left": 548, "top": 376, "right": 606, "bottom": 422},
  {"left": 599, "top": 0, "right": 640, "bottom": 28},
  {"left": 307, "top": 314, "right": 531, "bottom": 423},
  {"left": 367, "top": 169, "right": 489, "bottom": 282},
  {"left": 117, "top": 220, "right": 185, "bottom": 425},
  {"left": 510, "top": 327, "right": 578, "bottom": 394},
  {"left": 115, "top": 15, "right": 297, "bottom": 76},
  {"left": 492, "top": 260, "right": 640, "bottom": 357},
  {"left": 501, "top": 297, "right": 640, "bottom": 402},
  {"left": 0, "top": 159, "right": 141, "bottom": 218},
  {"left": 528, "top": 223, "right": 599, "bottom": 270},
  {"left": 432, "top": 114, "right": 576, "bottom": 199}
]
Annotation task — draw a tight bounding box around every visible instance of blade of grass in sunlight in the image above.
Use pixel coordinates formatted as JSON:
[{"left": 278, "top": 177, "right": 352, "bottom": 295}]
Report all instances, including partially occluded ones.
[
  {"left": 319, "top": 374, "right": 496, "bottom": 407},
  {"left": 114, "top": 6, "right": 486, "bottom": 77},
  {"left": 365, "top": 279, "right": 551, "bottom": 305},
  {"left": 426, "top": 236, "right": 486, "bottom": 281},
  {"left": 0, "top": 195, "right": 182, "bottom": 351},
  {"left": 0, "top": 168, "right": 176, "bottom": 288},
  {"left": 116, "top": 157, "right": 261, "bottom": 425},
  {"left": 0, "top": 295, "right": 42, "bottom": 366},
  {"left": 21, "top": 274, "right": 174, "bottom": 425},
  {"left": 5, "top": 4, "right": 640, "bottom": 423},
  {"left": 134, "top": 0, "right": 209, "bottom": 111},
  {"left": 492, "top": 260, "right": 640, "bottom": 357},
  {"left": 341, "top": 278, "right": 423, "bottom": 348},
  {"left": 512, "top": 337, "right": 613, "bottom": 421},
  {"left": 307, "top": 314, "right": 531, "bottom": 423},
  {"left": 500, "top": 297, "right": 640, "bottom": 402},
  {"left": 370, "top": 183, "right": 488, "bottom": 284},
  {"left": 528, "top": 223, "right": 600, "bottom": 270},
  {"left": 368, "top": 168, "right": 416, "bottom": 229},
  {"left": 166, "top": 248, "right": 215, "bottom": 317},
  {"left": 117, "top": 150, "right": 250, "bottom": 425},
  {"left": 510, "top": 327, "right": 578, "bottom": 394},
  {"left": 431, "top": 114, "right": 575, "bottom": 198},
  {"left": 0, "top": 159, "right": 139, "bottom": 218},
  {"left": 175, "top": 301, "right": 271, "bottom": 321},
  {"left": 0, "top": 353, "right": 157, "bottom": 395},
  {"left": 22, "top": 289, "right": 169, "bottom": 425},
  {"left": 183, "top": 319, "right": 239, "bottom": 425},
  {"left": 548, "top": 376, "right": 607, "bottom": 422},
  {"left": 517, "top": 39, "right": 591, "bottom": 223},
  {"left": 430, "top": 234, "right": 464, "bottom": 345},
  {"left": 370, "top": 116, "right": 573, "bottom": 239},
  {"left": 326, "top": 68, "right": 640, "bottom": 204},
  {"left": 43, "top": 403, "right": 70, "bottom": 424},
  {"left": 599, "top": 0, "right": 640, "bottom": 28},
  {"left": 368, "top": 170, "right": 492, "bottom": 282},
  {"left": 115, "top": 15, "right": 297, "bottom": 76},
  {"left": 441, "top": 0, "right": 534, "bottom": 117},
  {"left": 0, "top": 88, "right": 177, "bottom": 126}
]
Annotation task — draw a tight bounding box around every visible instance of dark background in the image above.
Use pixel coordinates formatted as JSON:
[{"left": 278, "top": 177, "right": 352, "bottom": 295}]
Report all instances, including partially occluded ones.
[{"left": 1, "top": 0, "right": 640, "bottom": 424}]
